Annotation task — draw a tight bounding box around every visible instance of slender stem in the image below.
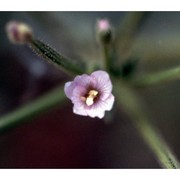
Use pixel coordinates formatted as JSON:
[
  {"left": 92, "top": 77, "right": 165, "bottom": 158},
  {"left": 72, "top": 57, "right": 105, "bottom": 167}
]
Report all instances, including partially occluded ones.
[
  {"left": 114, "top": 81, "right": 180, "bottom": 168},
  {"left": 129, "top": 66, "right": 180, "bottom": 87},
  {"left": 101, "top": 42, "right": 121, "bottom": 77},
  {"left": 102, "top": 43, "right": 110, "bottom": 70},
  {"left": 29, "top": 39, "right": 86, "bottom": 75},
  {"left": 116, "top": 12, "right": 149, "bottom": 56},
  {"left": 0, "top": 85, "right": 66, "bottom": 133}
]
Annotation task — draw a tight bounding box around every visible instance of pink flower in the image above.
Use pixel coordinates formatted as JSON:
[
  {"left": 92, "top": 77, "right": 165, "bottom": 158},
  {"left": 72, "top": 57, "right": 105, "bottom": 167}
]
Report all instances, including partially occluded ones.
[
  {"left": 64, "top": 70, "right": 115, "bottom": 119},
  {"left": 97, "top": 19, "right": 111, "bottom": 32}
]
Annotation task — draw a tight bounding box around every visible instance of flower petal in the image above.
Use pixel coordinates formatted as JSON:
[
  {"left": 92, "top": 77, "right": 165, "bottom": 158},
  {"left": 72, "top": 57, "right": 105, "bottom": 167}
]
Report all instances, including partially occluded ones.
[
  {"left": 73, "top": 104, "right": 87, "bottom": 116},
  {"left": 91, "top": 70, "right": 110, "bottom": 83},
  {"left": 85, "top": 94, "right": 114, "bottom": 118},
  {"left": 71, "top": 86, "right": 88, "bottom": 116},
  {"left": 91, "top": 71, "right": 112, "bottom": 100},
  {"left": 65, "top": 74, "right": 96, "bottom": 100},
  {"left": 85, "top": 105, "right": 105, "bottom": 119},
  {"left": 64, "top": 81, "right": 74, "bottom": 99},
  {"left": 99, "top": 94, "right": 115, "bottom": 111},
  {"left": 74, "top": 74, "right": 96, "bottom": 88},
  {"left": 71, "top": 86, "right": 87, "bottom": 103}
]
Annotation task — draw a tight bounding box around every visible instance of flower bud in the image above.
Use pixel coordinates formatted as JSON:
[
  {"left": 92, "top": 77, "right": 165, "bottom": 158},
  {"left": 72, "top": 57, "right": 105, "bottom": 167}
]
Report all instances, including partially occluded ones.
[
  {"left": 96, "top": 19, "right": 113, "bottom": 44},
  {"left": 6, "top": 21, "right": 33, "bottom": 44}
]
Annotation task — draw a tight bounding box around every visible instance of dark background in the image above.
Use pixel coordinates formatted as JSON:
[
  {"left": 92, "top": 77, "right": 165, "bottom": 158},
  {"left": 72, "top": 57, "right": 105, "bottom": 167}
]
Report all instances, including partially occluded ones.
[{"left": 0, "top": 12, "right": 179, "bottom": 168}]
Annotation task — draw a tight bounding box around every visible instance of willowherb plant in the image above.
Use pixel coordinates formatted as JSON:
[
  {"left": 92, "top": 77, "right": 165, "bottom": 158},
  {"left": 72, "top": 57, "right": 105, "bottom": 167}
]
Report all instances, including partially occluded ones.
[{"left": 2, "top": 13, "right": 180, "bottom": 168}]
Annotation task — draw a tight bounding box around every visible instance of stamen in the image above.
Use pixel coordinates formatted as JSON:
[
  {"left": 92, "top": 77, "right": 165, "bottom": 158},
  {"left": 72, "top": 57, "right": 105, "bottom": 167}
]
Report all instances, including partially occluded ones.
[{"left": 85, "top": 90, "right": 98, "bottom": 106}]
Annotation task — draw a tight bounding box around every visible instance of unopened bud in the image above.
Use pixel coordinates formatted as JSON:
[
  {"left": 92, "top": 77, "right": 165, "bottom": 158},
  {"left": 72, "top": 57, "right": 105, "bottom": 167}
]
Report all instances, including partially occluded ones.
[
  {"left": 6, "top": 21, "right": 33, "bottom": 44},
  {"left": 96, "top": 19, "right": 113, "bottom": 44}
]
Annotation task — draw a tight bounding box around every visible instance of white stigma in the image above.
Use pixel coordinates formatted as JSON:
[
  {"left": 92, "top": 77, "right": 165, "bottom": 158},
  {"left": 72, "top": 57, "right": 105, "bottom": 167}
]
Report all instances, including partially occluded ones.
[{"left": 85, "top": 90, "right": 98, "bottom": 106}]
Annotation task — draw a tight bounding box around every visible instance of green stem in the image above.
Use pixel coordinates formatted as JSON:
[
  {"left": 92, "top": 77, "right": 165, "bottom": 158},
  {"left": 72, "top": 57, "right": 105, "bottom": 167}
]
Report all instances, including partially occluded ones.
[
  {"left": 29, "top": 39, "right": 86, "bottom": 75},
  {"left": 114, "top": 81, "right": 180, "bottom": 168},
  {"left": 116, "top": 12, "right": 149, "bottom": 56},
  {"left": 0, "top": 85, "right": 66, "bottom": 133},
  {"left": 102, "top": 43, "right": 110, "bottom": 70},
  {"left": 129, "top": 66, "right": 180, "bottom": 87},
  {"left": 101, "top": 42, "right": 121, "bottom": 77}
]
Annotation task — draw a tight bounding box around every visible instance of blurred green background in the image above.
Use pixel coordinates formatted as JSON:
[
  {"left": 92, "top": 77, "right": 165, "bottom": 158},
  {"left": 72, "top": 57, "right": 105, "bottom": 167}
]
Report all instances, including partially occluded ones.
[{"left": 0, "top": 12, "right": 179, "bottom": 168}]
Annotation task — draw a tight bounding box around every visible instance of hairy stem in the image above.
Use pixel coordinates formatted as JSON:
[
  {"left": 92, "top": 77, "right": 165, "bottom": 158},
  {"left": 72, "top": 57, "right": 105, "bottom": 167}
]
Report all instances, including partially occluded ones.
[
  {"left": 114, "top": 81, "right": 180, "bottom": 168},
  {"left": 129, "top": 66, "right": 180, "bottom": 87},
  {"left": 0, "top": 85, "right": 66, "bottom": 133},
  {"left": 29, "top": 39, "right": 86, "bottom": 75}
]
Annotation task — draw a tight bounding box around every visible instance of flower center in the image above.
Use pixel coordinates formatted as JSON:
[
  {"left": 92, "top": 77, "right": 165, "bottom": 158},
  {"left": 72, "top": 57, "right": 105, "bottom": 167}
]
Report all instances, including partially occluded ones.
[{"left": 81, "top": 90, "right": 99, "bottom": 106}]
